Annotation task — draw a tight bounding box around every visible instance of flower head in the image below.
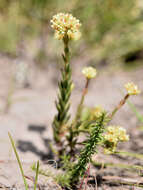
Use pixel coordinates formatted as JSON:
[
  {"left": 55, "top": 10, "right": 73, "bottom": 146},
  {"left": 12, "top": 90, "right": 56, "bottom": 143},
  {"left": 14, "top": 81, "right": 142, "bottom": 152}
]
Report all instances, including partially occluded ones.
[
  {"left": 50, "top": 13, "right": 81, "bottom": 40},
  {"left": 82, "top": 67, "right": 97, "bottom": 79},
  {"left": 103, "top": 125, "right": 129, "bottom": 154},
  {"left": 125, "top": 82, "right": 140, "bottom": 95},
  {"left": 105, "top": 126, "right": 129, "bottom": 142},
  {"left": 91, "top": 105, "right": 104, "bottom": 118}
]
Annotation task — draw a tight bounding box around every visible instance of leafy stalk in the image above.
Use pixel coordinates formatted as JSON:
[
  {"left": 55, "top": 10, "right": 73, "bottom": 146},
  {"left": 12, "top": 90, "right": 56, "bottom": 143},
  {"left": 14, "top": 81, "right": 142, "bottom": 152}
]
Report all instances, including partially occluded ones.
[
  {"left": 70, "top": 113, "right": 106, "bottom": 184},
  {"left": 52, "top": 35, "right": 72, "bottom": 154}
]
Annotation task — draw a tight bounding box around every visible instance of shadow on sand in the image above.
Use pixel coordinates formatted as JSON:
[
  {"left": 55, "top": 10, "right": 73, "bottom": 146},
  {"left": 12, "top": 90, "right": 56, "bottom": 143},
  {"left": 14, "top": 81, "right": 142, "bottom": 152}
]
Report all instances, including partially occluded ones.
[{"left": 17, "top": 124, "right": 54, "bottom": 161}]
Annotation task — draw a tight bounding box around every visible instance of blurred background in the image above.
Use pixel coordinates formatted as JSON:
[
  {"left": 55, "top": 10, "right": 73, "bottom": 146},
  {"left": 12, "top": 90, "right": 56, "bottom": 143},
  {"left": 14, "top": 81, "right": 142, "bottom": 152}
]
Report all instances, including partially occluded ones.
[
  {"left": 0, "top": 0, "right": 143, "bottom": 68},
  {"left": 1, "top": 1, "right": 143, "bottom": 187},
  {"left": 0, "top": 0, "right": 143, "bottom": 170}
]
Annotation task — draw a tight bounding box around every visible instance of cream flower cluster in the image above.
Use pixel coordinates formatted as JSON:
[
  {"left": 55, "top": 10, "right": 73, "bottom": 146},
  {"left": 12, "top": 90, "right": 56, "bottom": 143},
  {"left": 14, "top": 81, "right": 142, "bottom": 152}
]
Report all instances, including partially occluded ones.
[
  {"left": 50, "top": 13, "right": 81, "bottom": 40},
  {"left": 103, "top": 126, "right": 129, "bottom": 154},
  {"left": 91, "top": 106, "right": 104, "bottom": 118},
  {"left": 125, "top": 82, "right": 140, "bottom": 95},
  {"left": 104, "top": 126, "right": 129, "bottom": 143},
  {"left": 82, "top": 67, "right": 97, "bottom": 79}
]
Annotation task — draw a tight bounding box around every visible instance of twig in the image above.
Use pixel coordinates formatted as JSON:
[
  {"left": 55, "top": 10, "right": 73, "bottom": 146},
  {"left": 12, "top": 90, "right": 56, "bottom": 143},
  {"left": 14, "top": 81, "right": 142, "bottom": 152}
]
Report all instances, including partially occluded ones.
[
  {"left": 102, "top": 175, "right": 143, "bottom": 188},
  {"left": 92, "top": 160, "right": 143, "bottom": 172}
]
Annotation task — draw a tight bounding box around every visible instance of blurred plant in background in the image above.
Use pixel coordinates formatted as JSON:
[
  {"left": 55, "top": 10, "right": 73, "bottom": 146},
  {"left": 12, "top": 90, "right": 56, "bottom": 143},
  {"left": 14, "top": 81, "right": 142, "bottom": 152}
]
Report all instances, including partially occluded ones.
[{"left": 0, "top": 0, "right": 143, "bottom": 67}]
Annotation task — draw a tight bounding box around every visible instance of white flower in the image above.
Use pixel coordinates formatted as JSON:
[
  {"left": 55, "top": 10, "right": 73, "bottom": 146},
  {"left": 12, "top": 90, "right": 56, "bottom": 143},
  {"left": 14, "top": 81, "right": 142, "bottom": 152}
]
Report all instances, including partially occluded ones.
[
  {"left": 125, "top": 82, "right": 140, "bottom": 95},
  {"left": 51, "top": 13, "right": 81, "bottom": 40},
  {"left": 82, "top": 67, "right": 97, "bottom": 79}
]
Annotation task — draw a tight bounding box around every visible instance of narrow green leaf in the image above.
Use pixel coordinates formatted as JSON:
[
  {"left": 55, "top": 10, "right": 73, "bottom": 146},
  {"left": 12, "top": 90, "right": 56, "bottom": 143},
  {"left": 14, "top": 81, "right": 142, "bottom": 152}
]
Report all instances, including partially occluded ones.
[
  {"left": 115, "top": 150, "right": 143, "bottom": 160},
  {"left": 34, "top": 161, "right": 39, "bottom": 190},
  {"left": 127, "top": 100, "right": 143, "bottom": 123},
  {"left": 8, "top": 132, "right": 29, "bottom": 190}
]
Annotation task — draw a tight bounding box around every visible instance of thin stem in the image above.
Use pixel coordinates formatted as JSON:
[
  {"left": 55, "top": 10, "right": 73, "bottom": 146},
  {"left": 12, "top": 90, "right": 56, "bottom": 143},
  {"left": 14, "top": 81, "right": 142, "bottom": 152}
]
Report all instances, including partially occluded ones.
[
  {"left": 34, "top": 161, "right": 39, "bottom": 190},
  {"left": 115, "top": 150, "right": 143, "bottom": 160},
  {"left": 8, "top": 132, "right": 29, "bottom": 190},
  {"left": 92, "top": 160, "right": 143, "bottom": 172},
  {"left": 108, "top": 94, "right": 129, "bottom": 119},
  {"left": 127, "top": 99, "right": 143, "bottom": 123},
  {"left": 74, "top": 78, "right": 90, "bottom": 126},
  {"left": 63, "top": 35, "right": 70, "bottom": 65},
  {"left": 67, "top": 79, "right": 90, "bottom": 158}
]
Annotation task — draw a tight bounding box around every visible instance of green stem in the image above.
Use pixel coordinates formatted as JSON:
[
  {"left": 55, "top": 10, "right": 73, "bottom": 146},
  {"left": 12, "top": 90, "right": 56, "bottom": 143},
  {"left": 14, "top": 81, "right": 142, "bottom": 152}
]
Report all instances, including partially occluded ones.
[
  {"left": 127, "top": 100, "right": 143, "bottom": 123},
  {"left": 109, "top": 94, "right": 129, "bottom": 119},
  {"left": 115, "top": 150, "right": 143, "bottom": 160},
  {"left": 67, "top": 79, "right": 90, "bottom": 159},
  {"left": 52, "top": 35, "right": 72, "bottom": 156},
  {"left": 34, "top": 161, "right": 39, "bottom": 190},
  {"left": 8, "top": 132, "right": 29, "bottom": 190},
  {"left": 74, "top": 78, "right": 90, "bottom": 126},
  {"left": 92, "top": 160, "right": 143, "bottom": 172}
]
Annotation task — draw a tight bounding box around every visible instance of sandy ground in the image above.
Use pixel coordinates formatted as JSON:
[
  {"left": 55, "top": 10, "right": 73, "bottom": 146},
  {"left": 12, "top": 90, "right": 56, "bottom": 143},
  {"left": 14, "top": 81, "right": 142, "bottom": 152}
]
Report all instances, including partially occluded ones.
[{"left": 0, "top": 55, "right": 143, "bottom": 189}]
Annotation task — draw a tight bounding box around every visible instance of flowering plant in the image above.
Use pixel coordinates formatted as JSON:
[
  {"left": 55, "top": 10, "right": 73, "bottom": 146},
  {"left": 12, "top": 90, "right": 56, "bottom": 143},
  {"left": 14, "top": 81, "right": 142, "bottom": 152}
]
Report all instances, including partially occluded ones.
[
  {"left": 50, "top": 13, "right": 141, "bottom": 188},
  {"left": 7, "top": 12, "right": 142, "bottom": 190}
]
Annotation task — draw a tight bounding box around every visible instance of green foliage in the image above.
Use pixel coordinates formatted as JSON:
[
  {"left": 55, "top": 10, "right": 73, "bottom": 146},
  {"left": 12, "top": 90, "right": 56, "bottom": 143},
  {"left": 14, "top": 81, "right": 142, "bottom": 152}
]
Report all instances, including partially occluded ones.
[
  {"left": 8, "top": 132, "right": 29, "bottom": 190},
  {"left": 9, "top": 133, "right": 40, "bottom": 190},
  {"left": 1, "top": 0, "right": 143, "bottom": 65},
  {"left": 55, "top": 173, "right": 71, "bottom": 189},
  {"left": 60, "top": 154, "right": 74, "bottom": 171},
  {"left": 52, "top": 37, "right": 72, "bottom": 145},
  {"left": 31, "top": 162, "right": 53, "bottom": 177},
  {"left": 80, "top": 106, "right": 91, "bottom": 122},
  {"left": 0, "top": 2, "right": 19, "bottom": 54},
  {"left": 50, "top": 14, "right": 136, "bottom": 186},
  {"left": 92, "top": 160, "right": 143, "bottom": 173},
  {"left": 70, "top": 113, "right": 106, "bottom": 184},
  {"left": 34, "top": 161, "right": 39, "bottom": 190},
  {"left": 32, "top": 161, "right": 71, "bottom": 189},
  {"left": 73, "top": 0, "right": 143, "bottom": 63},
  {"left": 6, "top": 6, "right": 142, "bottom": 189},
  {"left": 115, "top": 150, "right": 143, "bottom": 160}
]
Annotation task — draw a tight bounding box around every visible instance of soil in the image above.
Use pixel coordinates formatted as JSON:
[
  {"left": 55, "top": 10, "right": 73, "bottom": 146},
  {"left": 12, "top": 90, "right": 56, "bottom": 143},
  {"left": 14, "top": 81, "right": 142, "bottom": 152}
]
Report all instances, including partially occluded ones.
[{"left": 0, "top": 55, "right": 143, "bottom": 189}]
